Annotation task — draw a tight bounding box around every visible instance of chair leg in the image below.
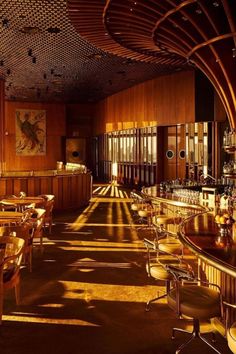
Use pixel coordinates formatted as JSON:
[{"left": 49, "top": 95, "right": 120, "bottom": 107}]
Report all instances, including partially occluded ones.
[
  {"left": 40, "top": 231, "right": 44, "bottom": 253},
  {"left": 173, "top": 319, "right": 221, "bottom": 354},
  {"left": 14, "top": 281, "right": 20, "bottom": 305},
  {"left": 146, "top": 281, "right": 170, "bottom": 311},
  {"left": 146, "top": 291, "right": 167, "bottom": 311},
  {"left": 49, "top": 221, "right": 52, "bottom": 234},
  {"left": 29, "top": 250, "right": 32, "bottom": 272}
]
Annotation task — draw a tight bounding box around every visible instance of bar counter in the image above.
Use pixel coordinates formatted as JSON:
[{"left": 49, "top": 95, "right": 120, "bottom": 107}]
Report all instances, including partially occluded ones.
[
  {"left": 0, "top": 170, "right": 92, "bottom": 210},
  {"left": 180, "top": 212, "right": 236, "bottom": 278},
  {"left": 142, "top": 185, "right": 236, "bottom": 277},
  {"left": 142, "top": 185, "right": 236, "bottom": 329}
]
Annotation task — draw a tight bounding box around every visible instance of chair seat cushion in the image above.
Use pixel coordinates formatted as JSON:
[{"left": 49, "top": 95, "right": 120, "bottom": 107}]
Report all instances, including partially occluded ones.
[
  {"left": 147, "top": 256, "right": 185, "bottom": 281},
  {"left": 158, "top": 238, "right": 182, "bottom": 254},
  {"left": 131, "top": 203, "right": 139, "bottom": 211},
  {"left": 138, "top": 210, "right": 149, "bottom": 217},
  {"left": 154, "top": 216, "right": 178, "bottom": 226},
  {"left": 228, "top": 322, "right": 236, "bottom": 354},
  {"left": 148, "top": 263, "right": 173, "bottom": 281},
  {"left": 167, "top": 285, "right": 221, "bottom": 320}
]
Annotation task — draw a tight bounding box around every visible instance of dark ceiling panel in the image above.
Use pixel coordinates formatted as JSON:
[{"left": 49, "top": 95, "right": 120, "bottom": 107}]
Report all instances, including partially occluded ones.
[{"left": 0, "top": 0, "right": 191, "bottom": 104}]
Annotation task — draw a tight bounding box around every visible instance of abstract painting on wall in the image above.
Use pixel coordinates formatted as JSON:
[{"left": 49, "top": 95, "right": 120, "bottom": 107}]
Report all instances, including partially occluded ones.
[{"left": 15, "top": 109, "right": 46, "bottom": 155}]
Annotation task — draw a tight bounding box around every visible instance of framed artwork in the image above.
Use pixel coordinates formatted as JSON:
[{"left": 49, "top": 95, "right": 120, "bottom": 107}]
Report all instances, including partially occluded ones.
[{"left": 15, "top": 109, "right": 46, "bottom": 155}]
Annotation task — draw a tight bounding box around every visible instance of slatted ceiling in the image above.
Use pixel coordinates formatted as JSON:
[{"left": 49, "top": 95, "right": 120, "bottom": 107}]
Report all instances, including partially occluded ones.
[
  {"left": 78, "top": 0, "right": 235, "bottom": 126},
  {"left": 67, "top": 0, "right": 187, "bottom": 68},
  {"left": 0, "top": 0, "right": 177, "bottom": 103},
  {"left": 0, "top": 0, "right": 234, "bottom": 118}
]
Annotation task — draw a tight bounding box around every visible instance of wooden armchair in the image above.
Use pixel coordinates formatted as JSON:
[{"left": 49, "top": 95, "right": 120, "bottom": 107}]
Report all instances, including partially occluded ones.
[
  {"left": 29, "top": 208, "right": 46, "bottom": 252},
  {"left": 0, "top": 236, "right": 25, "bottom": 324},
  {"left": 38, "top": 195, "right": 55, "bottom": 234},
  {"left": 0, "top": 222, "right": 34, "bottom": 272}
]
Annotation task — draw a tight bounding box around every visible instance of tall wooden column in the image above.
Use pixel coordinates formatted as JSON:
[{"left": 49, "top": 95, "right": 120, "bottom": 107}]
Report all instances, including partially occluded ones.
[{"left": 0, "top": 79, "right": 5, "bottom": 172}]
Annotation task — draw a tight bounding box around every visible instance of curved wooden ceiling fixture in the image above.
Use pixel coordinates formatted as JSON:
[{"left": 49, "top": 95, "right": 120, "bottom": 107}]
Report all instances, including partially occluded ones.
[
  {"left": 69, "top": 0, "right": 236, "bottom": 128},
  {"left": 103, "top": 0, "right": 236, "bottom": 127},
  {"left": 67, "top": 0, "right": 189, "bottom": 69}
]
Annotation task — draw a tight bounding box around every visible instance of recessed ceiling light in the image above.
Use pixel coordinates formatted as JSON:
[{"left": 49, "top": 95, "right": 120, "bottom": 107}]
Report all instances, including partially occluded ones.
[
  {"left": 2, "top": 19, "right": 9, "bottom": 28},
  {"left": 20, "top": 26, "right": 41, "bottom": 34},
  {"left": 47, "top": 27, "right": 61, "bottom": 34},
  {"left": 195, "top": 9, "right": 202, "bottom": 14},
  {"left": 87, "top": 53, "right": 103, "bottom": 60}
]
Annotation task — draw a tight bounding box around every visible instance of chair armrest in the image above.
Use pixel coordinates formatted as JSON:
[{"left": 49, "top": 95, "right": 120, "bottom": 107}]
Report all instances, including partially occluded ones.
[
  {"left": 143, "top": 238, "right": 156, "bottom": 250},
  {"left": 165, "top": 264, "right": 194, "bottom": 281}
]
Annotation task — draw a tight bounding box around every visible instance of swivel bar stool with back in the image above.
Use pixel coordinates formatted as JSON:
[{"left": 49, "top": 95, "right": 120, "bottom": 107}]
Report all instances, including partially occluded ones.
[
  {"left": 223, "top": 301, "right": 236, "bottom": 353},
  {"left": 166, "top": 264, "right": 223, "bottom": 354},
  {"left": 143, "top": 235, "right": 193, "bottom": 312}
]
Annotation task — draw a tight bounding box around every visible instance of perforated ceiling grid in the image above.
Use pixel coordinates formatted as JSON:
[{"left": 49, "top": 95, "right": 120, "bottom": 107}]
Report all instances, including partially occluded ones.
[{"left": 0, "top": 0, "right": 189, "bottom": 103}]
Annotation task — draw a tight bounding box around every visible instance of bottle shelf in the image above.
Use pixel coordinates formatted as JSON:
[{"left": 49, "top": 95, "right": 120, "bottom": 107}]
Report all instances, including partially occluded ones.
[{"left": 223, "top": 173, "right": 236, "bottom": 179}]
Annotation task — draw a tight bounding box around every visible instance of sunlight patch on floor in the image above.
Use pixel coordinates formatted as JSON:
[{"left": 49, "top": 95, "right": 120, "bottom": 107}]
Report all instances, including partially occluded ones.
[
  {"left": 67, "top": 257, "right": 134, "bottom": 270},
  {"left": 59, "top": 280, "right": 162, "bottom": 303},
  {"left": 3, "top": 314, "right": 100, "bottom": 327}
]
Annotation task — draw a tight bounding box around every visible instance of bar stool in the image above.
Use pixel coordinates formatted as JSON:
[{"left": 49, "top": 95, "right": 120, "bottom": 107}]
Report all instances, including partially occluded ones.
[
  {"left": 166, "top": 265, "right": 222, "bottom": 354},
  {"left": 223, "top": 301, "right": 236, "bottom": 353},
  {"left": 143, "top": 237, "right": 192, "bottom": 311}
]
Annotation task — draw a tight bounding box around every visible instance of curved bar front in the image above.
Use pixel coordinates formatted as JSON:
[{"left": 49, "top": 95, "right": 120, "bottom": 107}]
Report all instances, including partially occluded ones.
[{"left": 0, "top": 172, "right": 92, "bottom": 210}]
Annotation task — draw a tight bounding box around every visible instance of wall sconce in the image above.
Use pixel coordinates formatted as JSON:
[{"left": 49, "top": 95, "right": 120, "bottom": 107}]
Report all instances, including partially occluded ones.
[{"left": 232, "top": 48, "right": 236, "bottom": 58}]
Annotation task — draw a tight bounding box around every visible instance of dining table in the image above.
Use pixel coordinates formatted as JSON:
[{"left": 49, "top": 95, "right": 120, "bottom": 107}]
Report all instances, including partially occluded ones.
[
  {"left": 0, "top": 196, "right": 44, "bottom": 212},
  {"left": 0, "top": 211, "right": 23, "bottom": 225}
]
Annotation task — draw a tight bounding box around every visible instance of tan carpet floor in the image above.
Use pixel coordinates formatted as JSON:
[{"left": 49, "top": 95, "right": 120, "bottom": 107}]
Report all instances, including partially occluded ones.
[{"left": 0, "top": 184, "right": 232, "bottom": 354}]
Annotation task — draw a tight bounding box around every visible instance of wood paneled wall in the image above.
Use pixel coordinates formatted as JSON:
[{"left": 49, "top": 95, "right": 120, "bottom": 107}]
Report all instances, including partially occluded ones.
[
  {"left": 93, "top": 70, "right": 196, "bottom": 135},
  {"left": 66, "top": 103, "right": 94, "bottom": 137},
  {"left": 4, "top": 101, "right": 66, "bottom": 171},
  {"left": 0, "top": 173, "right": 92, "bottom": 210}
]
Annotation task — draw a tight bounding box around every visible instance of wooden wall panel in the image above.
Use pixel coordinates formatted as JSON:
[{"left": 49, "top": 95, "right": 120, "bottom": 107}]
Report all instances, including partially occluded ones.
[
  {"left": 93, "top": 70, "right": 196, "bottom": 135},
  {"left": 0, "top": 173, "right": 91, "bottom": 210},
  {"left": 66, "top": 103, "right": 94, "bottom": 138},
  {"left": 4, "top": 101, "right": 66, "bottom": 171},
  {"left": 0, "top": 179, "right": 7, "bottom": 197}
]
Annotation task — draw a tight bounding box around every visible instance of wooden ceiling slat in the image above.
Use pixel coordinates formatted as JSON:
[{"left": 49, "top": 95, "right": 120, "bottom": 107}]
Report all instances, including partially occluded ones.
[{"left": 67, "top": 0, "right": 236, "bottom": 125}]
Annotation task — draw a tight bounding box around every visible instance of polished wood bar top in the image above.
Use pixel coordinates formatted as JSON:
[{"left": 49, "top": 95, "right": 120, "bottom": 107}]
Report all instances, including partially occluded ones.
[{"left": 179, "top": 212, "right": 236, "bottom": 278}]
